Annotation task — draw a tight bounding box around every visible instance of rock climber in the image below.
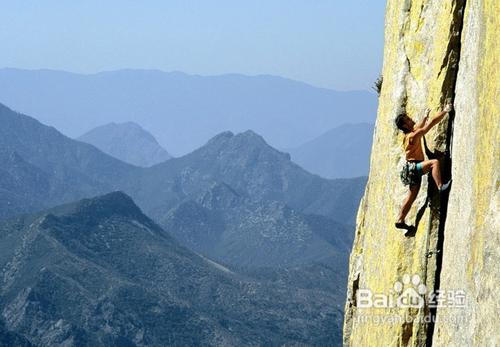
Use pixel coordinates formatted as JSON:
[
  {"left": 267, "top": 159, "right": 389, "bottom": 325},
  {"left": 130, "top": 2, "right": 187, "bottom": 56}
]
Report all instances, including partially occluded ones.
[{"left": 394, "top": 104, "right": 453, "bottom": 230}]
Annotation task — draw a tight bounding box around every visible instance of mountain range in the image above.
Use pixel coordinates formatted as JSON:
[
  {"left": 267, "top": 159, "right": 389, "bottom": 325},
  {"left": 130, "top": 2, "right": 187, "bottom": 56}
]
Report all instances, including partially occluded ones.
[
  {"left": 0, "top": 192, "right": 345, "bottom": 346},
  {"left": 161, "top": 181, "right": 353, "bottom": 268},
  {"left": 0, "top": 103, "right": 134, "bottom": 219},
  {"left": 0, "top": 68, "right": 377, "bottom": 155},
  {"left": 1, "top": 102, "right": 365, "bottom": 271},
  {"left": 78, "top": 122, "right": 171, "bottom": 167},
  {"left": 0, "top": 101, "right": 367, "bottom": 345},
  {"left": 0, "top": 102, "right": 365, "bottom": 227},
  {"left": 122, "top": 130, "right": 366, "bottom": 226}
]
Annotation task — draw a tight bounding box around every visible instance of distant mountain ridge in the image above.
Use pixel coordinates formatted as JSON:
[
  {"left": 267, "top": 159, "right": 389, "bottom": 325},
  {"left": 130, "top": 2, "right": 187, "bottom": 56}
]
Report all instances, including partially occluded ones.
[
  {"left": 0, "top": 102, "right": 366, "bottom": 272},
  {"left": 0, "top": 68, "right": 377, "bottom": 155},
  {"left": 78, "top": 122, "right": 171, "bottom": 167},
  {"left": 125, "top": 129, "right": 366, "bottom": 225},
  {"left": 0, "top": 102, "right": 365, "bottom": 226},
  {"left": 287, "top": 122, "right": 374, "bottom": 178},
  {"left": 0, "top": 103, "right": 136, "bottom": 218}
]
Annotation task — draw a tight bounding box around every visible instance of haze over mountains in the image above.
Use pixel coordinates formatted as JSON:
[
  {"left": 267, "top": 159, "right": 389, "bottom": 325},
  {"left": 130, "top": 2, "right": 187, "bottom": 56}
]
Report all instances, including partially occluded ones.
[
  {"left": 288, "top": 123, "right": 374, "bottom": 178},
  {"left": 0, "top": 101, "right": 367, "bottom": 345},
  {"left": 0, "top": 101, "right": 363, "bottom": 272},
  {"left": 78, "top": 122, "right": 171, "bottom": 167},
  {"left": 0, "top": 68, "right": 377, "bottom": 155},
  {"left": 161, "top": 181, "right": 353, "bottom": 269},
  {"left": 78, "top": 120, "right": 374, "bottom": 178},
  {"left": 0, "top": 103, "right": 365, "bottom": 224},
  {"left": 0, "top": 103, "right": 134, "bottom": 219}
]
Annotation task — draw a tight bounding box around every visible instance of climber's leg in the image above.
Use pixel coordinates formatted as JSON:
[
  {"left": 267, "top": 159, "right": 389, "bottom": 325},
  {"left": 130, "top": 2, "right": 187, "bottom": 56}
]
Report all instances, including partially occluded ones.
[
  {"left": 420, "top": 159, "right": 451, "bottom": 191},
  {"left": 396, "top": 183, "right": 420, "bottom": 228},
  {"left": 420, "top": 159, "right": 442, "bottom": 187}
]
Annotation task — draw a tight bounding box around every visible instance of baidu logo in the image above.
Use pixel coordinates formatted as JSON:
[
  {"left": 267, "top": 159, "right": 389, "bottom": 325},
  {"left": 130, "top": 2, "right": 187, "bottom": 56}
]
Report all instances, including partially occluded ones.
[
  {"left": 393, "top": 274, "right": 427, "bottom": 308},
  {"left": 356, "top": 273, "right": 466, "bottom": 309}
]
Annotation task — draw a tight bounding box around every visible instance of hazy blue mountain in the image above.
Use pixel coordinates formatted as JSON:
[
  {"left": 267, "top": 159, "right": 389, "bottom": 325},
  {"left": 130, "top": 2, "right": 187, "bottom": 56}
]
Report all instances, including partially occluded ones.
[
  {"left": 0, "top": 103, "right": 365, "bottom": 225},
  {"left": 126, "top": 130, "right": 367, "bottom": 225},
  {"left": 161, "top": 182, "right": 353, "bottom": 268},
  {"left": 0, "top": 103, "right": 364, "bottom": 271},
  {"left": 287, "top": 122, "right": 374, "bottom": 179},
  {"left": 78, "top": 122, "right": 171, "bottom": 167},
  {"left": 0, "top": 192, "right": 344, "bottom": 346},
  {"left": 0, "top": 150, "right": 51, "bottom": 220},
  {"left": 0, "top": 103, "right": 138, "bottom": 218},
  {"left": 0, "top": 104, "right": 133, "bottom": 183},
  {"left": 0, "top": 68, "right": 377, "bottom": 155},
  {"left": 0, "top": 104, "right": 364, "bottom": 344}
]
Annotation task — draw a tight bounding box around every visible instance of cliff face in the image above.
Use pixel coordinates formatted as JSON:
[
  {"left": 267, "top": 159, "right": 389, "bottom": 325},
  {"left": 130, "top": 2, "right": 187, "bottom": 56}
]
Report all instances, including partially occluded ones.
[
  {"left": 433, "top": 0, "right": 499, "bottom": 345},
  {"left": 343, "top": 0, "right": 499, "bottom": 346}
]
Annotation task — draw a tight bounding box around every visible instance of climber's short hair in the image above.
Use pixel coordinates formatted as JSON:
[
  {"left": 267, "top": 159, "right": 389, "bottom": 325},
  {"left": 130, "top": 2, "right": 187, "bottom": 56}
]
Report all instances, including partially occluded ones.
[{"left": 395, "top": 113, "right": 410, "bottom": 133}]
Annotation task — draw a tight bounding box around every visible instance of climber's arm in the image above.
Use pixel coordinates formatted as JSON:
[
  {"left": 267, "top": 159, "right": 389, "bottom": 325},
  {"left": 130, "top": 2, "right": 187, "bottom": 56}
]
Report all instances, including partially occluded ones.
[
  {"left": 415, "top": 116, "right": 428, "bottom": 130},
  {"left": 410, "top": 104, "right": 452, "bottom": 139},
  {"left": 414, "top": 109, "right": 431, "bottom": 130}
]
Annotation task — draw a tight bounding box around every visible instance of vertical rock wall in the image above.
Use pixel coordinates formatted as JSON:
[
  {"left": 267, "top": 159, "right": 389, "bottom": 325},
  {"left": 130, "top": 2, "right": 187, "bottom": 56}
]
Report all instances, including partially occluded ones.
[
  {"left": 343, "top": 0, "right": 498, "bottom": 346},
  {"left": 432, "top": 0, "right": 499, "bottom": 346}
]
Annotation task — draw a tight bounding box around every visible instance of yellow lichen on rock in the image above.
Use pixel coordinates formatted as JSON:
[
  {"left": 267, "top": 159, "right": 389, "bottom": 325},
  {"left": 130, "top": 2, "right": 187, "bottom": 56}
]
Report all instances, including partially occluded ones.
[
  {"left": 432, "top": 0, "right": 499, "bottom": 345},
  {"left": 341, "top": 0, "right": 484, "bottom": 346},
  {"left": 344, "top": 0, "right": 498, "bottom": 346}
]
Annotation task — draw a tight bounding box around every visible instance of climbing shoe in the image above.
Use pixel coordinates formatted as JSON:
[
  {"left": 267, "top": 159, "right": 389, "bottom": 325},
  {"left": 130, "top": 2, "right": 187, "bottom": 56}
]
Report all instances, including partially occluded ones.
[
  {"left": 395, "top": 222, "right": 411, "bottom": 230},
  {"left": 404, "top": 226, "right": 417, "bottom": 237}
]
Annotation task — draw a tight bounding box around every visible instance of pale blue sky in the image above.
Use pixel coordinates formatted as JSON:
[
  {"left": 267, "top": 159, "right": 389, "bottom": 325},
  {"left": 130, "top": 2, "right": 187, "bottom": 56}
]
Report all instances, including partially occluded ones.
[{"left": 0, "top": 1, "right": 385, "bottom": 90}]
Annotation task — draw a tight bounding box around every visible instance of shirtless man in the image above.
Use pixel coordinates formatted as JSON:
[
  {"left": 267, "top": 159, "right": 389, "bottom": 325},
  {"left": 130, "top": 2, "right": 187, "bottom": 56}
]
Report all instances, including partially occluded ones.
[{"left": 394, "top": 104, "right": 453, "bottom": 230}]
